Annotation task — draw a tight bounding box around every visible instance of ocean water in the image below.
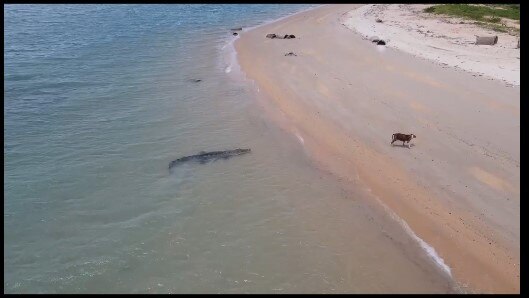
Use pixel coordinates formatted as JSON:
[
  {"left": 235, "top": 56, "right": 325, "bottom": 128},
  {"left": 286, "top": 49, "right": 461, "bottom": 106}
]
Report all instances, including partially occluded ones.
[{"left": 4, "top": 4, "right": 457, "bottom": 293}]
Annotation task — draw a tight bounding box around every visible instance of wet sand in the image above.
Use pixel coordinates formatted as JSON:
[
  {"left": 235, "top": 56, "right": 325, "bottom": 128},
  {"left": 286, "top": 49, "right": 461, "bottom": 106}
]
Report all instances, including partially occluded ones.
[{"left": 235, "top": 4, "right": 519, "bottom": 294}]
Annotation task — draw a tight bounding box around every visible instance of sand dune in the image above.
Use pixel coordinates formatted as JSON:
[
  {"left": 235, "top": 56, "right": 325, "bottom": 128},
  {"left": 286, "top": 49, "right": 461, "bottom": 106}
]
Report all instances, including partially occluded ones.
[{"left": 343, "top": 4, "right": 520, "bottom": 86}]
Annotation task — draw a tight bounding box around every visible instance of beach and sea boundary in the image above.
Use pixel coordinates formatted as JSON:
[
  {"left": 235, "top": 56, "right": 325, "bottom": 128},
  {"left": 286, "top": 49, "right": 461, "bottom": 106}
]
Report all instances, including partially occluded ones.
[{"left": 4, "top": 4, "right": 519, "bottom": 294}]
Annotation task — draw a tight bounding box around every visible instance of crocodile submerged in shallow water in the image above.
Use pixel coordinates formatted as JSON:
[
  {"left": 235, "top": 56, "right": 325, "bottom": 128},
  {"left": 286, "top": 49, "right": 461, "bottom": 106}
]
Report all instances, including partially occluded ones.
[{"left": 168, "top": 148, "right": 251, "bottom": 170}]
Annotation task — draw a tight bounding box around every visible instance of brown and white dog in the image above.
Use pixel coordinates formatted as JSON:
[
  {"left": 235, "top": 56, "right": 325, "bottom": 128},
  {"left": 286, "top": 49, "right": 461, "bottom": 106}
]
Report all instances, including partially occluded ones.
[{"left": 391, "top": 133, "right": 416, "bottom": 148}]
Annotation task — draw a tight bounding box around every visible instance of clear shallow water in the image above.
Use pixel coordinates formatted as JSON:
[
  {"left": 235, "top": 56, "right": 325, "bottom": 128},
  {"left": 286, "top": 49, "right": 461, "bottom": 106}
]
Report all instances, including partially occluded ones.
[{"left": 5, "top": 4, "right": 456, "bottom": 293}]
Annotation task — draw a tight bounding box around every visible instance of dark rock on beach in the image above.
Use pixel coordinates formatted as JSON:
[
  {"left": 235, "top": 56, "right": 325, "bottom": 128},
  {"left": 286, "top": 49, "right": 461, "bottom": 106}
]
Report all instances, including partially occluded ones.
[
  {"left": 266, "top": 33, "right": 295, "bottom": 39},
  {"left": 369, "top": 36, "right": 386, "bottom": 45}
]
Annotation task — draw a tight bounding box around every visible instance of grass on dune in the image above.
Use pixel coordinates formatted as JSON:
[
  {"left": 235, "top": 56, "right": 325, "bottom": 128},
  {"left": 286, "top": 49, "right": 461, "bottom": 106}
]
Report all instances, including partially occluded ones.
[
  {"left": 423, "top": 4, "right": 520, "bottom": 22},
  {"left": 423, "top": 4, "right": 520, "bottom": 36}
]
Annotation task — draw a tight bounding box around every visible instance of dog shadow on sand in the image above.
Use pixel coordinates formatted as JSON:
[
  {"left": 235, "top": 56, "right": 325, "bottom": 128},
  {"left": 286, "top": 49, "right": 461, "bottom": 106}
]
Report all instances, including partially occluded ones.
[{"left": 391, "top": 143, "right": 415, "bottom": 149}]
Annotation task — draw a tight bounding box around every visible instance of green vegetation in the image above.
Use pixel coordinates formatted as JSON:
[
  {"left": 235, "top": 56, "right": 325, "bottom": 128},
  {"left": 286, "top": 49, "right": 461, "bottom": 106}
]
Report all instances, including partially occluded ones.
[
  {"left": 423, "top": 6, "right": 436, "bottom": 13},
  {"left": 423, "top": 4, "right": 519, "bottom": 21},
  {"left": 479, "top": 22, "right": 520, "bottom": 34},
  {"left": 476, "top": 22, "right": 508, "bottom": 33},
  {"left": 486, "top": 16, "right": 501, "bottom": 23},
  {"left": 423, "top": 4, "right": 520, "bottom": 36}
]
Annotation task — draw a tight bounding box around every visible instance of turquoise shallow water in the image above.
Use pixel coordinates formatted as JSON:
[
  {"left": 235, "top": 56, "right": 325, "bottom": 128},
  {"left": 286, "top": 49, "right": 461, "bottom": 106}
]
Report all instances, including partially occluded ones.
[
  {"left": 4, "top": 4, "right": 456, "bottom": 294},
  {"left": 4, "top": 4, "right": 318, "bottom": 292}
]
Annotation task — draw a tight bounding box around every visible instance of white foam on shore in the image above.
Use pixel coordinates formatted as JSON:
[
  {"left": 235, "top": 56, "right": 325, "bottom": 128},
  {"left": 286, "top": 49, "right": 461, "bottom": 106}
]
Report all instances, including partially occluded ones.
[
  {"left": 219, "top": 33, "right": 240, "bottom": 77},
  {"left": 395, "top": 213, "right": 452, "bottom": 277},
  {"left": 295, "top": 132, "right": 305, "bottom": 145},
  {"left": 367, "top": 188, "right": 452, "bottom": 277}
]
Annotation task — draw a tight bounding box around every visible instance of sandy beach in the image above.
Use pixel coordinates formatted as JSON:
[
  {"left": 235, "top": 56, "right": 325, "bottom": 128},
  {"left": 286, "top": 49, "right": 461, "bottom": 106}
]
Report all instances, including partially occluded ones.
[
  {"left": 344, "top": 4, "right": 520, "bottom": 86},
  {"left": 235, "top": 4, "right": 519, "bottom": 294}
]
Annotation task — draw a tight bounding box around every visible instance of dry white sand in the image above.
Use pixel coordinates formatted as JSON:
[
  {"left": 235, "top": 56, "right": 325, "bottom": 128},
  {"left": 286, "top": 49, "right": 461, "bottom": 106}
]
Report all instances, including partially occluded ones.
[{"left": 343, "top": 4, "right": 520, "bottom": 86}]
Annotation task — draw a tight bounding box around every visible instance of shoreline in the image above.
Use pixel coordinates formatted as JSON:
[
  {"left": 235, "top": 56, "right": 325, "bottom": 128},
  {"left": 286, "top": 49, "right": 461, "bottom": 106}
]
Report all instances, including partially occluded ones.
[
  {"left": 234, "top": 4, "right": 519, "bottom": 293},
  {"left": 220, "top": 4, "right": 325, "bottom": 79}
]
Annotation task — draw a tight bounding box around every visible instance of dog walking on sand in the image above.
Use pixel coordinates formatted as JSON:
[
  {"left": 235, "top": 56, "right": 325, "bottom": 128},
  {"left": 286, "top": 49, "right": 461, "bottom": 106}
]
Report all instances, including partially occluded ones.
[{"left": 391, "top": 133, "right": 416, "bottom": 148}]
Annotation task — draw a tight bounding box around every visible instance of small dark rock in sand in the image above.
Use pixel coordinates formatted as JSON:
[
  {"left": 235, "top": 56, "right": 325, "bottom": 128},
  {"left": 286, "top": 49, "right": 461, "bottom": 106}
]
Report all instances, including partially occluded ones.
[
  {"left": 376, "top": 18, "right": 383, "bottom": 23},
  {"left": 266, "top": 33, "right": 295, "bottom": 39},
  {"left": 285, "top": 52, "right": 297, "bottom": 56},
  {"left": 376, "top": 40, "right": 386, "bottom": 45},
  {"left": 233, "top": 32, "right": 238, "bottom": 36}
]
